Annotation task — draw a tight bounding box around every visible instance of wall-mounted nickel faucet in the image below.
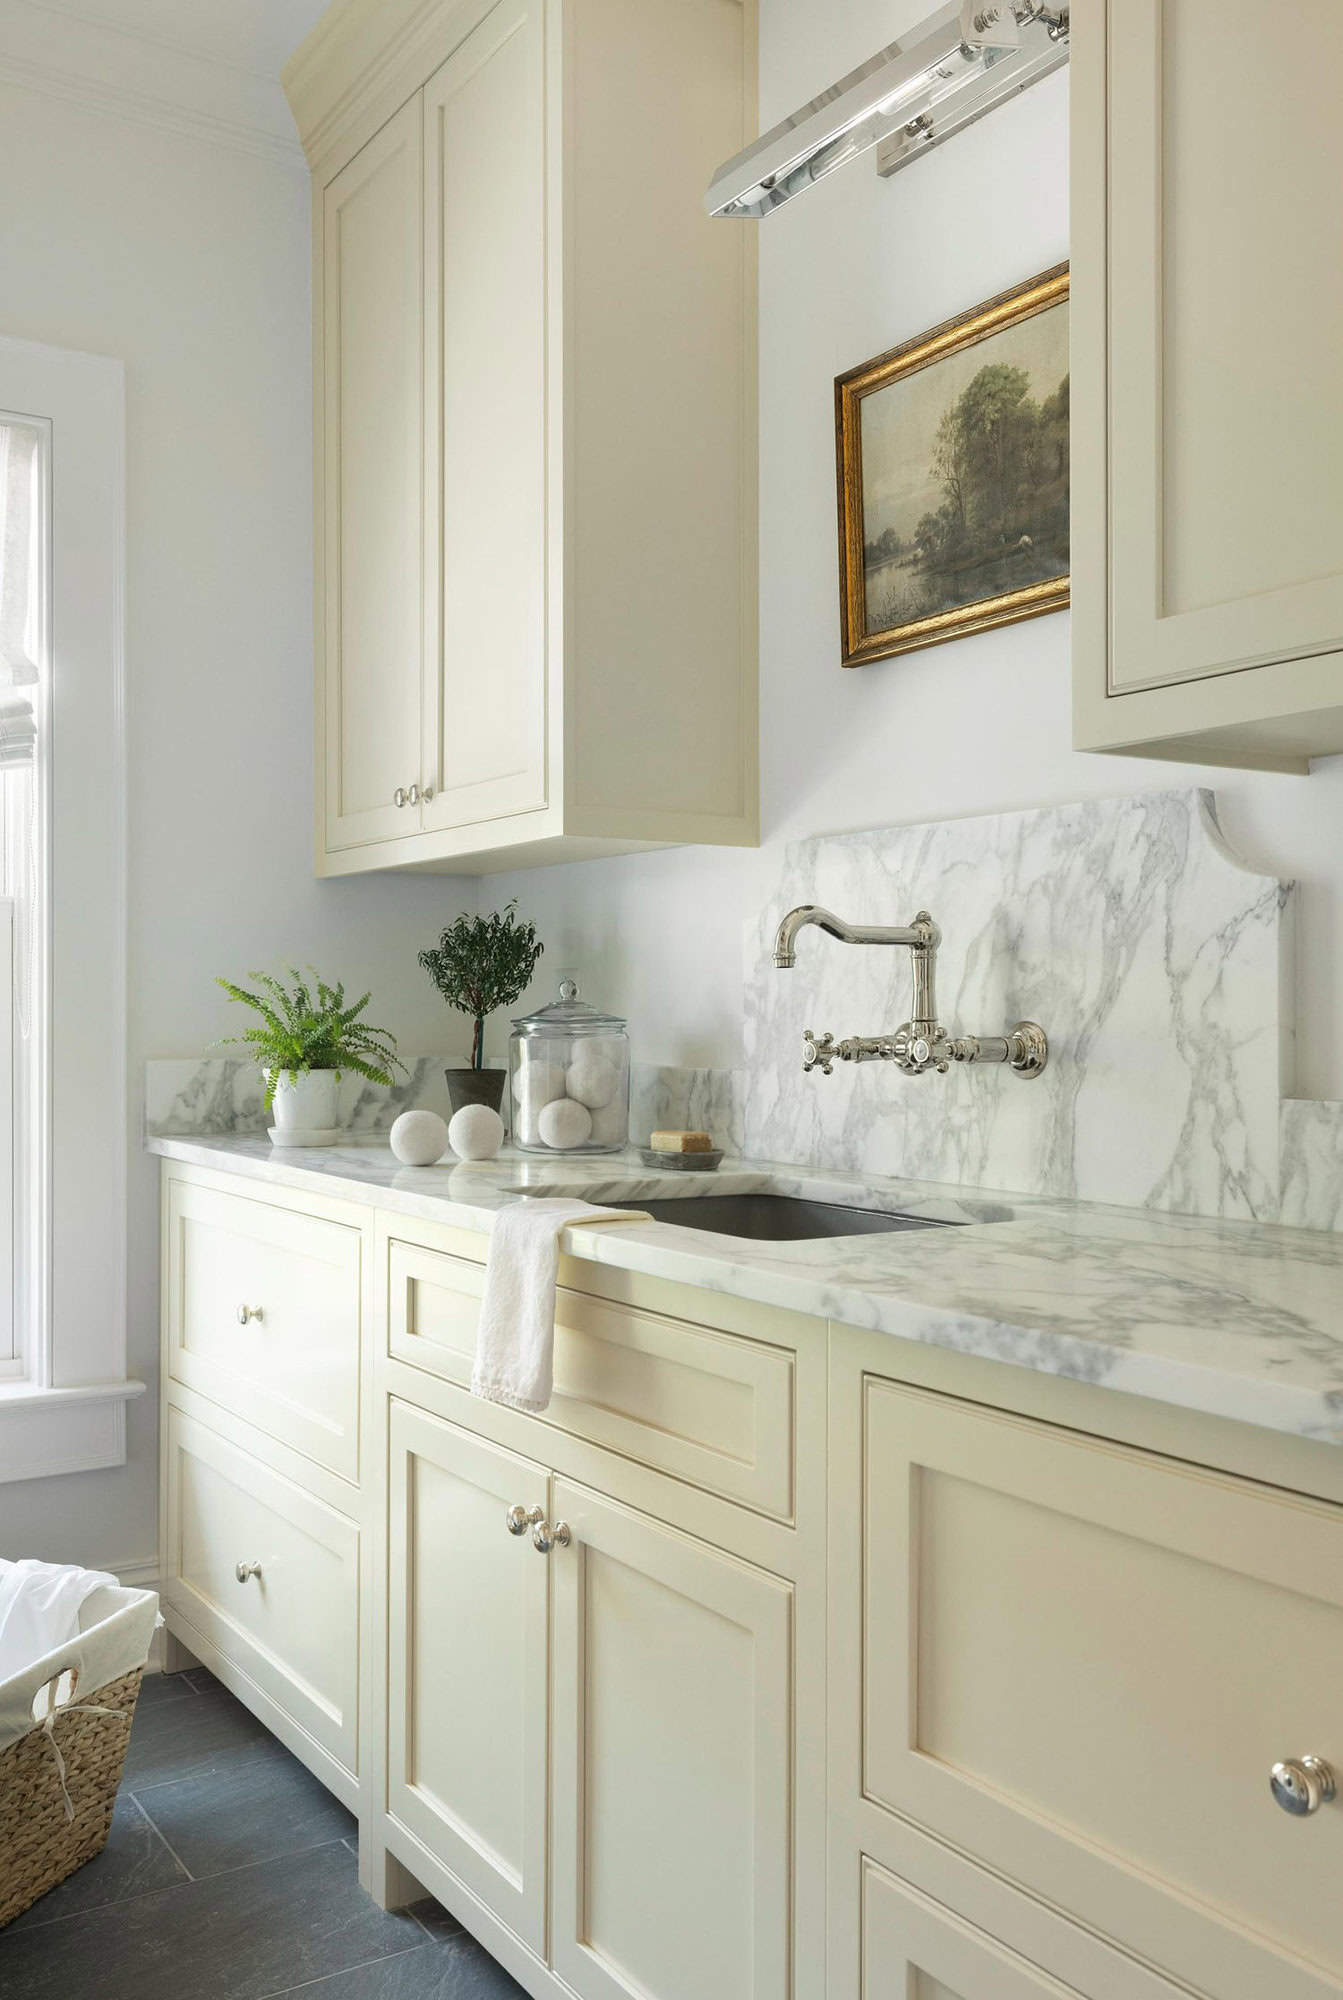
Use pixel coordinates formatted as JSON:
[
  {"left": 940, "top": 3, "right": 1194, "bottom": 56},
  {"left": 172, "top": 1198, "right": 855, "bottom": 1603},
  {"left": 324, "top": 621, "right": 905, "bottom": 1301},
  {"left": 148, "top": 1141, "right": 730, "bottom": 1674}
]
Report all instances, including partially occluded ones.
[{"left": 772, "top": 905, "right": 1047, "bottom": 1080}]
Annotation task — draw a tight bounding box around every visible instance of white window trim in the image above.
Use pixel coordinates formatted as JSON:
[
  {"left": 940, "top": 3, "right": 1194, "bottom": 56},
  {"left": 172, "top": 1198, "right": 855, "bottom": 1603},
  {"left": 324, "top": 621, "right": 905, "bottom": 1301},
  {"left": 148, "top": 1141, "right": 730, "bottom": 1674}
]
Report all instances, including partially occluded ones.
[{"left": 0, "top": 334, "right": 142, "bottom": 1481}]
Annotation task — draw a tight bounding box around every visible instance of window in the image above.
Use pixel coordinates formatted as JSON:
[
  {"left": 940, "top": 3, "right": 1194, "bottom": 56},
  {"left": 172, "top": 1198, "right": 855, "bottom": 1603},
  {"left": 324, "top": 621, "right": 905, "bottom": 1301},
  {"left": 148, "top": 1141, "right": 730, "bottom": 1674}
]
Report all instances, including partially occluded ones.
[
  {"left": 0, "top": 336, "right": 138, "bottom": 1482},
  {"left": 0, "top": 413, "right": 48, "bottom": 1375}
]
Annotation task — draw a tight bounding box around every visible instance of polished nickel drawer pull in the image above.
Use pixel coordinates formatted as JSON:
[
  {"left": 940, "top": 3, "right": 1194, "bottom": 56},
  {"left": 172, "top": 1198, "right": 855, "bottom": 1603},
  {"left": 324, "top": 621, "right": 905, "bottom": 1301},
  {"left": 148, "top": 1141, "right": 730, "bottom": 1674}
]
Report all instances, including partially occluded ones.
[
  {"left": 234, "top": 1561, "right": 263, "bottom": 1584},
  {"left": 506, "top": 1503, "right": 544, "bottom": 1537},
  {"left": 532, "top": 1519, "right": 571, "bottom": 1555},
  {"left": 236, "top": 1304, "right": 264, "bottom": 1325}
]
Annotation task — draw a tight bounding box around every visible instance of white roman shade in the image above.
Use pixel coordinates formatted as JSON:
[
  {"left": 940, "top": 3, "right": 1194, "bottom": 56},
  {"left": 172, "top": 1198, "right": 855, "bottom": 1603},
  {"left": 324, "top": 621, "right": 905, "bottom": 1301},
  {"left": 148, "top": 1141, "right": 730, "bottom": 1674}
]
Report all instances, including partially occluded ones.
[{"left": 0, "top": 418, "right": 42, "bottom": 771}]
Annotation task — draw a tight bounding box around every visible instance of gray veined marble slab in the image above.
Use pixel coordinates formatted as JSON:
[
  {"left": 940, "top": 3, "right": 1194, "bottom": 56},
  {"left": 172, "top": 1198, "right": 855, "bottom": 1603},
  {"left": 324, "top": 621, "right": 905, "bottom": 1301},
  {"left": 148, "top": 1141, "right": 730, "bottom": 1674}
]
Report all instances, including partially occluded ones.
[
  {"left": 1280, "top": 1099, "right": 1343, "bottom": 1232},
  {"left": 147, "top": 1135, "right": 1343, "bottom": 1447},
  {"left": 743, "top": 789, "right": 1290, "bottom": 1219},
  {"left": 144, "top": 1055, "right": 460, "bottom": 1137}
]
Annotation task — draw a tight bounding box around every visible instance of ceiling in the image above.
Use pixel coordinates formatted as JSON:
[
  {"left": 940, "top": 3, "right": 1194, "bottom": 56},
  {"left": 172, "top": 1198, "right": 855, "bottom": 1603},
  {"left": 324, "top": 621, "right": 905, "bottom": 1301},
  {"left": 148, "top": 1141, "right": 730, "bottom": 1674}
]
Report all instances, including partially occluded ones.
[{"left": 21, "top": 0, "right": 331, "bottom": 77}]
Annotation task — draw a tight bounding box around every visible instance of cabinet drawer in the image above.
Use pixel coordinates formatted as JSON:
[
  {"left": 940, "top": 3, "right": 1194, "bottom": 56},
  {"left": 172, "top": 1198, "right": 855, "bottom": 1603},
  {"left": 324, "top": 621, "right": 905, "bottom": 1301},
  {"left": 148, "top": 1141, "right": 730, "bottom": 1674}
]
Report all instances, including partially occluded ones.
[
  {"left": 387, "top": 1233, "right": 795, "bottom": 1519},
  {"left": 161, "top": 1404, "right": 359, "bottom": 1777},
  {"left": 861, "top": 1856, "right": 1182, "bottom": 2000},
  {"left": 863, "top": 1381, "right": 1343, "bottom": 2000},
  {"left": 165, "top": 1175, "right": 364, "bottom": 1480}
]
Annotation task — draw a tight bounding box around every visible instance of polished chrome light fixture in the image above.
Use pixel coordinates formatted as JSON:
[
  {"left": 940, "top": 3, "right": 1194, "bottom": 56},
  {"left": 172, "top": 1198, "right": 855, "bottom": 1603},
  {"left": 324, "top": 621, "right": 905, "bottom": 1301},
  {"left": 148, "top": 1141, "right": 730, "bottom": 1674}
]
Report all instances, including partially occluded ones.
[{"left": 705, "top": 1, "right": 1068, "bottom": 220}]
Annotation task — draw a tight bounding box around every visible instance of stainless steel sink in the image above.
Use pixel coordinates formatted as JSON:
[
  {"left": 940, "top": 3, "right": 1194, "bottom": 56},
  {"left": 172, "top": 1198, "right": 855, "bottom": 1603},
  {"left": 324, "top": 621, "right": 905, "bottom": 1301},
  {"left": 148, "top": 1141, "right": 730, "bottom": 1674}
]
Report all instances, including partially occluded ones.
[{"left": 625, "top": 1194, "right": 963, "bottom": 1242}]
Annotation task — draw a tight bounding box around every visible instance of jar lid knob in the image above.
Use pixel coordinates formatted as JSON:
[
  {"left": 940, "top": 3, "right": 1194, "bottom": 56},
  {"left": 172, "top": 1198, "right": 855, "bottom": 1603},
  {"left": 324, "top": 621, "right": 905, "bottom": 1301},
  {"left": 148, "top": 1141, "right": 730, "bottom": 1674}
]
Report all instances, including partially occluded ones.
[{"left": 558, "top": 979, "right": 579, "bottom": 1002}]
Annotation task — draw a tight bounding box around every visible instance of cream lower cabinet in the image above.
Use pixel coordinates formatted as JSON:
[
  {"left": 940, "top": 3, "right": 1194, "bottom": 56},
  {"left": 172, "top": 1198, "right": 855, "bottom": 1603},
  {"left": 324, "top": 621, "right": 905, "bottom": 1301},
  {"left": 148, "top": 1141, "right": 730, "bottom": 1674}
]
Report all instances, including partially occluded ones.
[
  {"left": 158, "top": 1160, "right": 1343, "bottom": 2000},
  {"left": 384, "top": 1387, "right": 798, "bottom": 2000},
  {"left": 830, "top": 1324, "right": 1343, "bottom": 2000},
  {"left": 156, "top": 1163, "right": 374, "bottom": 1812}
]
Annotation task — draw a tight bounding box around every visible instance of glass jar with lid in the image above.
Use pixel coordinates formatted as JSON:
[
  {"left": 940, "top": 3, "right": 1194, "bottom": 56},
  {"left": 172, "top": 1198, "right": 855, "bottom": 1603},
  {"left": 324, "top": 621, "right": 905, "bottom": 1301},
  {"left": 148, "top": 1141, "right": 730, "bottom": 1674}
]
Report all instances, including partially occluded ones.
[{"left": 509, "top": 981, "right": 630, "bottom": 1153}]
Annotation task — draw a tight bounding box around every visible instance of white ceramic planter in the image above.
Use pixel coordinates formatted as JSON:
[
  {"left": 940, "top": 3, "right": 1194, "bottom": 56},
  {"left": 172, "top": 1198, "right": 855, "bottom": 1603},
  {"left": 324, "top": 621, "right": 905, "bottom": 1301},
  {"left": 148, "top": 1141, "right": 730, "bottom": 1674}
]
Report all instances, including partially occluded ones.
[{"left": 268, "top": 1068, "right": 341, "bottom": 1142}]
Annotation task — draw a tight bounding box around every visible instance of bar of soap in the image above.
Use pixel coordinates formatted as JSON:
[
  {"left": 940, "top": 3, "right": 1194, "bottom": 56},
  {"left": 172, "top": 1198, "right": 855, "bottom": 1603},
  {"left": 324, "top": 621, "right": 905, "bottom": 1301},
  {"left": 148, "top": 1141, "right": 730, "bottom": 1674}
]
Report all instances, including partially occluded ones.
[{"left": 649, "top": 1130, "right": 714, "bottom": 1154}]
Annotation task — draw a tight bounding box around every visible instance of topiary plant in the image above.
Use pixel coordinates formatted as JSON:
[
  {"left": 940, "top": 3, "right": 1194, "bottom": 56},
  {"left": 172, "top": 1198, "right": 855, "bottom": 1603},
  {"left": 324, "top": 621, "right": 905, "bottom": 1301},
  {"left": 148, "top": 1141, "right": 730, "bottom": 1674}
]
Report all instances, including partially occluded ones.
[
  {"left": 418, "top": 903, "right": 544, "bottom": 1070},
  {"left": 215, "top": 968, "right": 402, "bottom": 1109}
]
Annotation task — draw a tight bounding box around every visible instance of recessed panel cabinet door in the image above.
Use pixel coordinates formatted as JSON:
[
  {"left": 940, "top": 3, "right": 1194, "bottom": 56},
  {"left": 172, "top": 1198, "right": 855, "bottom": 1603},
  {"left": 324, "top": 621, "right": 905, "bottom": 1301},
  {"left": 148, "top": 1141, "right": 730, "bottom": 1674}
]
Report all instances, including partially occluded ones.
[
  {"left": 386, "top": 1402, "right": 550, "bottom": 1955},
  {"left": 863, "top": 1381, "right": 1343, "bottom": 2000},
  {"left": 421, "top": 0, "right": 548, "bottom": 834},
  {"left": 550, "top": 1480, "right": 793, "bottom": 2000},
  {"left": 1103, "top": 0, "right": 1343, "bottom": 693},
  {"left": 320, "top": 97, "right": 424, "bottom": 850}
]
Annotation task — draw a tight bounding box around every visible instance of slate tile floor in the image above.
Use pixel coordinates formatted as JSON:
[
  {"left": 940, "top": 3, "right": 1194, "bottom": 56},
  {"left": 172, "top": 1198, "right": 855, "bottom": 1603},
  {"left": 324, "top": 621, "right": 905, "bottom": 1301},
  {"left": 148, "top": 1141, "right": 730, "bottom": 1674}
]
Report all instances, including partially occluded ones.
[{"left": 0, "top": 1667, "right": 527, "bottom": 1999}]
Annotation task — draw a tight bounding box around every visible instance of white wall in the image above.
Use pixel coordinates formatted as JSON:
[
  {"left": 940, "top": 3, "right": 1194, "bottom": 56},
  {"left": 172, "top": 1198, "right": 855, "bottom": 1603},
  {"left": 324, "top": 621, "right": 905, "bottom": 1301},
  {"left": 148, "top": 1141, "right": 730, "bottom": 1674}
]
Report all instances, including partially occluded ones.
[
  {"left": 490, "top": 0, "right": 1343, "bottom": 1106},
  {"left": 0, "top": 84, "right": 470, "bottom": 1570}
]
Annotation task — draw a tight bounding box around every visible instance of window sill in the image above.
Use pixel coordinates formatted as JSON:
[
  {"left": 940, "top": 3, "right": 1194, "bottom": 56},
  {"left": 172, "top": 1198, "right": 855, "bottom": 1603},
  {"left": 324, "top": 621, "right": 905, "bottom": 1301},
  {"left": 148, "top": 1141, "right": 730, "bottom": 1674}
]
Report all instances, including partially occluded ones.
[{"left": 0, "top": 1378, "right": 146, "bottom": 1483}]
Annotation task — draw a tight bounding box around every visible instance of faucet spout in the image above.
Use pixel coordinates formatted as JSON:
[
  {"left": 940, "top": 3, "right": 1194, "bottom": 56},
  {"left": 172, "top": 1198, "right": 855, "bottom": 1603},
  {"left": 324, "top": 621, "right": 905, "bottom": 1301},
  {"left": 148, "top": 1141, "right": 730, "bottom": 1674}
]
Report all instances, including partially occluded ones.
[{"left": 771, "top": 904, "right": 935, "bottom": 970}]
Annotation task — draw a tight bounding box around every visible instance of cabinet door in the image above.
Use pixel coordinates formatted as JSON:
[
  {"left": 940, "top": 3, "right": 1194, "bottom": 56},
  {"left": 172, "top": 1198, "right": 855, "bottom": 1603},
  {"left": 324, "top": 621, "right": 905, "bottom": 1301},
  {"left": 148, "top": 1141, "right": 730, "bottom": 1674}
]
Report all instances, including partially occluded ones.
[
  {"left": 861, "top": 1379, "right": 1343, "bottom": 2000},
  {"left": 1098, "top": 0, "right": 1343, "bottom": 695},
  {"left": 386, "top": 1401, "right": 549, "bottom": 1954},
  {"left": 319, "top": 97, "right": 424, "bottom": 852},
  {"left": 420, "top": 0, "right": 548, "bottom": 835},
  {"left": 550, "top": 1479, "right": 792, "bottom": 2000}
]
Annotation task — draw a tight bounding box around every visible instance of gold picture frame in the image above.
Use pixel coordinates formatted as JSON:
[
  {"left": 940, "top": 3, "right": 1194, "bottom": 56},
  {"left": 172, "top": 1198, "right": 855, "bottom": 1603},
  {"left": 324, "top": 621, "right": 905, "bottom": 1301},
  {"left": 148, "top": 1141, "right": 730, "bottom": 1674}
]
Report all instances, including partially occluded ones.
[{"left": 835, "top": 263, "right": 1069, "bottom": 668}]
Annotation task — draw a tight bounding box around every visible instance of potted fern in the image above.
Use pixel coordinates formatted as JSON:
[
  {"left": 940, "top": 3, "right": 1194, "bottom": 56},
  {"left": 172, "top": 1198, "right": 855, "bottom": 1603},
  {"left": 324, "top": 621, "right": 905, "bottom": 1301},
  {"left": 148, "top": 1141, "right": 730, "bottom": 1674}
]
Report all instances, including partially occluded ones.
[
  {"left": 418, "top": 903, "right": 543, "bottom": 1114},
  {"left": 216, "top": 968, "right": 402, "bottom": 1144}
]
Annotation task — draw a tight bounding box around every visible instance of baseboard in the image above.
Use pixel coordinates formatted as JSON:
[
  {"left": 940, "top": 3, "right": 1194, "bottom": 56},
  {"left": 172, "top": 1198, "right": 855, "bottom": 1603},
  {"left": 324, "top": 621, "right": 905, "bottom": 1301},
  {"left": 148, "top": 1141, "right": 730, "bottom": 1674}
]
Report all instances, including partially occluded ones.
[{"left": 114, "top": 1557, "right": 160, "bottom": 1588}]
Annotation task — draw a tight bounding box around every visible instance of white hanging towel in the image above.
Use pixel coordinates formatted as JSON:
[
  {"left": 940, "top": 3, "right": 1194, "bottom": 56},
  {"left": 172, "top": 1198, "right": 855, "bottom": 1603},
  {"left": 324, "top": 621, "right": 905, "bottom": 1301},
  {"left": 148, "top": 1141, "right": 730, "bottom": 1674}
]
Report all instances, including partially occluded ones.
[{"left": 473, "top": 1199, "right": 649, "bottom": 1414}]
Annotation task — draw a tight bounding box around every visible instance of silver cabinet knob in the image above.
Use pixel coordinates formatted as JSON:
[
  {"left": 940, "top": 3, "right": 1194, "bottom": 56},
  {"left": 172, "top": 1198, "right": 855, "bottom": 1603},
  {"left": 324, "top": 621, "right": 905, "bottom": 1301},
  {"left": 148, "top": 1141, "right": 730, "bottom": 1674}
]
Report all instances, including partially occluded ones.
[
  {"left": 407, "top": 783, "right": 420, "bottom": 806},
  {"left": 506, "top": 1503, "right": 545, "bottom": 1537},
  {"left": 421, "top": 784, "right": 435, "bottom": 802},
  {"left": 532, "top": 1519, "right": 572, "bottom": 1555},
  {"left": 236, "top": 1304, "right": 263, "bottom": 1325},
  {"left": 393, "top": 787, "right": 407, "bottom": 808},
  {"left": 234, "top": 1561, "right": 262, "bottom": 1584},
  {"left": 1271, "top": 1756, "right": 1336, "bottom": 1816}
]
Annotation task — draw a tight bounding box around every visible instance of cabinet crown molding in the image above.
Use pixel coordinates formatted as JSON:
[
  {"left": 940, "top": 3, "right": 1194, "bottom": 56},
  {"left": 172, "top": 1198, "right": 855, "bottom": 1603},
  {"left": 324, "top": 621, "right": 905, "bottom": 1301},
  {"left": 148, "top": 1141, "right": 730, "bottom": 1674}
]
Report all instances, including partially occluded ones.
[{"left": 282, "top": 0, "right": 497, "bottom": 172}]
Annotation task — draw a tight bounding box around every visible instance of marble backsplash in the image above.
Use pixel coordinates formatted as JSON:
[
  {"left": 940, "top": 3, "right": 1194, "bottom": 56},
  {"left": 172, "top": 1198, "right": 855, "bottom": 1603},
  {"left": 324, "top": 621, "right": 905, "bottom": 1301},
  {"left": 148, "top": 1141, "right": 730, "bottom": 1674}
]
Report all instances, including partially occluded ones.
[
  {"left": 146, "top": 789, "right": 1343, "bottom": 1228},
  {"left": 743, "top": 789, "right": 1291, "bottom": 1219}
]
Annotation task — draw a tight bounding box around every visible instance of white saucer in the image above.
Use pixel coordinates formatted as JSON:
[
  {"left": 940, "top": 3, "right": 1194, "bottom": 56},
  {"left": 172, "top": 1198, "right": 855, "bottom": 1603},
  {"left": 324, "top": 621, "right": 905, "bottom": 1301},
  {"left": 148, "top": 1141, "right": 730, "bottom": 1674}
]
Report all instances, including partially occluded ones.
[{"left": 267, "top": 1126, "right": 345, "bottom": 1148}]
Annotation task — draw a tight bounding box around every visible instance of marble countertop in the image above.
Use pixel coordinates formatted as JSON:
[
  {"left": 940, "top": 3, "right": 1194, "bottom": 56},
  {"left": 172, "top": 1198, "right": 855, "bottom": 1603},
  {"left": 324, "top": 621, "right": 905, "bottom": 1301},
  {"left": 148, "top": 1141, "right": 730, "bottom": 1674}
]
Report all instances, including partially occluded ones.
[{"left": 148, "top": 1134, "right": 1343, "bottom": 1448}]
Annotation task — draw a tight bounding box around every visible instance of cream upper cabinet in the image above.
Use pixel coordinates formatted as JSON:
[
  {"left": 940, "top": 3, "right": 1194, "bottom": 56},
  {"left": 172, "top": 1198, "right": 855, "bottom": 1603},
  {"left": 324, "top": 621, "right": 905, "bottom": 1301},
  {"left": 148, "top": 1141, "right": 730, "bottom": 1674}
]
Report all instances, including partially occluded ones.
[
  {"left": 319, "top": 97, "right": 424, "bottom": 850},
  {"left": 1072, "top": 0, "right": 1343, "bottom": 771},
  {"left": 421, "top": 0, "right": 548, "bottom": 834},
  {"left": 287, "top": 0, "right": 758, "bottom": 876}
]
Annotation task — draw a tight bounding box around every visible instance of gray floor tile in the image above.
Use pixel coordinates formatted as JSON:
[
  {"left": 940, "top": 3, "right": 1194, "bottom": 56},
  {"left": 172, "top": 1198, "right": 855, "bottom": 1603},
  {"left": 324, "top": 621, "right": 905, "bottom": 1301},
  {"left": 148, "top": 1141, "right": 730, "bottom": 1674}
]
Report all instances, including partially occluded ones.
[
  {"left": 7, "top": 1793, "right": 189, "bottom": 1932},
  {"left": 122, "top": 1683, "right": 275, "bottom": 1788},
  {"left": 408, "top": 1897, "right": 464, "bottom": 1942},
  {"left": 0, "top": 1839, "right": 421, "bottom": 2000},
  {"left": 134, "top": 1742, "right": 356, "bottom": 1878},
  {"left": 134, "top": 1670, "right": 200, "bottom": 1710},
  {"left": 184, "top": 1666, "right": 224, "bottom": 1694},
  {"left": 263, "top": 1930, "right": 529, "bottom": 1998}
]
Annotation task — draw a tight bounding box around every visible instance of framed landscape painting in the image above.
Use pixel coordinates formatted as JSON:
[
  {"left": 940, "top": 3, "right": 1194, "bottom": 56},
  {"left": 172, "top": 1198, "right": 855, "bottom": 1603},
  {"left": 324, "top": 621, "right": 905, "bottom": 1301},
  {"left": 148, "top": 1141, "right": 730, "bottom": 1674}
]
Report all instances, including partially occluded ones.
[{"left": 836, "top": 264, "right": 1069, "bottom": 666}]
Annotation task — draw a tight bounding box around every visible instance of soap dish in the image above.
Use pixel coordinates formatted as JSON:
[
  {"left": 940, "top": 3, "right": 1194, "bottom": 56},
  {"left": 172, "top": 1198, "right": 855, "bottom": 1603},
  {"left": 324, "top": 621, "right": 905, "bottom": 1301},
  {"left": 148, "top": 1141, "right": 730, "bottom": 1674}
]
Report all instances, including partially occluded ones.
[{"left": 640, "top": 1147, "right": 724, "bottom": 1172}]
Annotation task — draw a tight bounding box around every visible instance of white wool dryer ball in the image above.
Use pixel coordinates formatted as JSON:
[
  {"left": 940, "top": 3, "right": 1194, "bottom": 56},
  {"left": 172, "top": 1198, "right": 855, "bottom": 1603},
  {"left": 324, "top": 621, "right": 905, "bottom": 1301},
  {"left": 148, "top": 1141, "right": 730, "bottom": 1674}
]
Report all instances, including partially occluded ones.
[
  {"left": 389, "top": 1109, "right": 450, "bottom": 1167},
  {"left": 448, "top": 1103, "right": 506, "bottom": 1161},
  {"left": 538, "top": 1097, "right": 593, "bottom": 1150},
  {"left": 565, "top": 1051, "right": 618, "bottom": 1110},
  {"left": 587, "top": 1096, "right": 628, "bottom": 1148}
]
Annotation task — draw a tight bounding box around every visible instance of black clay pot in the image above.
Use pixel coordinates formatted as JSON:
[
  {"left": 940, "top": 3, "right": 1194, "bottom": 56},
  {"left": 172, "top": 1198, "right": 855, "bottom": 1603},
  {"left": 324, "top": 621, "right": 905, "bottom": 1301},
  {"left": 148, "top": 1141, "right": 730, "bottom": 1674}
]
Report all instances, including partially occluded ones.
[{"left": 444, "top": 1067, "right": 507, "bottom": 1117}]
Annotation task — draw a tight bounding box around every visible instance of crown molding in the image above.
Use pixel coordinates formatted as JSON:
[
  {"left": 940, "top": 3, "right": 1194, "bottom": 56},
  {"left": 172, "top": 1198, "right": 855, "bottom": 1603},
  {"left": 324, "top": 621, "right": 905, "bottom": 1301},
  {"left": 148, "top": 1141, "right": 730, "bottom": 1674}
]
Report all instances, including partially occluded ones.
[
  {"left": 283, "top": 0, "right": 496, "bottom": 176},
  {"left": 0, "top": 1, "right": 307, "bottom": 171}
]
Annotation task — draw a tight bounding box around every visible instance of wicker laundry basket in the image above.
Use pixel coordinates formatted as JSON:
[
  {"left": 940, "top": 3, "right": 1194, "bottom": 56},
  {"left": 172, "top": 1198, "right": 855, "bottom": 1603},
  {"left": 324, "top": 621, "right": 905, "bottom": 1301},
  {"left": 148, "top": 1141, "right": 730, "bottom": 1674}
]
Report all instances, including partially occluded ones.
[
  {"left": 0, "top": 1664, "right": 144, "bottom": 1926},
  {"left": 0, "top": 1574, "right": 157, "bottom": 1928}
]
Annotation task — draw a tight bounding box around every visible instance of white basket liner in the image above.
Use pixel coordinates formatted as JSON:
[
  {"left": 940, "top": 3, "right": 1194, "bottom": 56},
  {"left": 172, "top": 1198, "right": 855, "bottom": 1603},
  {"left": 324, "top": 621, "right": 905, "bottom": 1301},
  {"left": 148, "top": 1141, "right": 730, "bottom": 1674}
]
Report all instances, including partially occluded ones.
[{"left": 0, "top": 1581, "right": 159, "bottom": 1754}]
